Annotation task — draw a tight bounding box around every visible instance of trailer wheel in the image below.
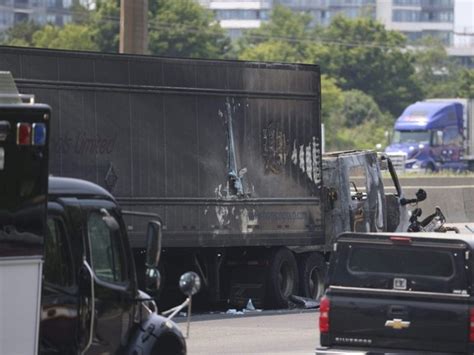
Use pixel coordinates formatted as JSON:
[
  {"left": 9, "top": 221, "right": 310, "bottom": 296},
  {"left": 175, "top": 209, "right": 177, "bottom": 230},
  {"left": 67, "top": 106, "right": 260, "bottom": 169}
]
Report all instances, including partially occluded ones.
[
  {"left": 266, "top": 248, "right": 299, "bottom": 308},
  {"left": 298, "top": 252, "right": 326, "bottom": 301}
]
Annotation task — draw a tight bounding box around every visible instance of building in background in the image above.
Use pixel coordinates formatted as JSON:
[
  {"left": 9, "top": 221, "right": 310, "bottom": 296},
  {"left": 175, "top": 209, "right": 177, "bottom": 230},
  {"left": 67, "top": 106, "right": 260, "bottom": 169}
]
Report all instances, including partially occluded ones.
[
  {"left": 0, "top": 0, "right": 470, "bottom": 66},
  {"left": 196, "top": 1, "right": 272, "bottom": 39},
  {"left": 273, "top": 0, "right": 375, "bottom": 26},
  {"left": 376, "top": 0, "right": 455, "bottom": 46},
  {"left": 197, "top": 0, "right": 376, "bottom": 38},
  {"left": 450, "top": 0, "right": 474, "bottom": 67},
  {"left": 199, "top": 0, "right": 459, "bottom": 46},
  {"left": 199, "top": 0, "right": 472, "bottom": 66},
  {"left": 0, "top": 0, "right": 91, "bottom": 33}
]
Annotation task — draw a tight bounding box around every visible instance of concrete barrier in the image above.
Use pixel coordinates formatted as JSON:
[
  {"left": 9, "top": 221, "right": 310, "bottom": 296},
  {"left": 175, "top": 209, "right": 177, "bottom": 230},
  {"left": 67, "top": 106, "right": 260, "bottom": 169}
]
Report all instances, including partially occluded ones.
[{"left": 383, "top": 177, "right": 474, "bottom": 223}]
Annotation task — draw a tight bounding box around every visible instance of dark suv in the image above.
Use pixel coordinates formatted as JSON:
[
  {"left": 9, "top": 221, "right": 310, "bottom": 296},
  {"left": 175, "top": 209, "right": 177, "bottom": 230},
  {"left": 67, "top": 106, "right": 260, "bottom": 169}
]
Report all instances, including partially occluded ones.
[{"left": 317, "top": 232, "right": 474, "bottom": 354}]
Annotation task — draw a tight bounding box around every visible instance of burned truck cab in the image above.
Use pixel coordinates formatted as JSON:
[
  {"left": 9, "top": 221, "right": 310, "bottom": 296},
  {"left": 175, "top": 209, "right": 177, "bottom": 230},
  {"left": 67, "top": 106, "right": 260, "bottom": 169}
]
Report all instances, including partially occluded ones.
[
  {"left": 322, "top": 150, "right": 410, "bottom": 245},
  {"left": 41, "top": 177, "right": 190, "bottom": 354}
]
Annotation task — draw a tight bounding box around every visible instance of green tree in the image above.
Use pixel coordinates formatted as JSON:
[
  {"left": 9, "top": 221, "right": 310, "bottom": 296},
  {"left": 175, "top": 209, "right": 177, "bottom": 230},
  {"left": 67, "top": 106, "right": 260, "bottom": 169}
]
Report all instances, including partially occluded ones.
[
  {"left": 70, "top": 2, "right": 92, "bottom": 25},
  {"left": 325, "top": 89, "right": 390, "bottom": 151},
  {"left": 239, "top": 40, "right": 302, "bottom": 62},
  {"left": 148, "top": 0, "right": 230, "bottom": 58},
  {"left": 89, "top": 0, "right": 120, "bottom": 53},
  {"left": 321, "top": 75, "right": 344, "bottom": 151},
  {"left": 1, "top": 21, "right": 41, "bottom": 46},
  {"left": 238, "top": 5, "right": 313, "bottom": 63},
  {"left": 312, "top": 16, "right": 422, "bottom": 116},
  {"left": 331, "top": 120, "right": 389, "bottom": 151},
  {"left": 32, "top": 24, "right": 99, "bottom": 51},
  {"left": 457, "top": 68, "right": 474, "bottom": 98},
  {"left": 336, "top": 89, "right": 389, "bottom": 128},
  {"left": 411, "top": 37, "right": 462, "bottom": 98}
]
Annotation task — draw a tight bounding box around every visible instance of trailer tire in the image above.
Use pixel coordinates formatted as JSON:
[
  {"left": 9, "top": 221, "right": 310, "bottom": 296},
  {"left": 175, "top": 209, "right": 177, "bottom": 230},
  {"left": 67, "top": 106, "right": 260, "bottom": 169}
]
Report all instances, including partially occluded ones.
[
  {"left": 298, "top": 252, "right": 326, "bottom": 300},
  {"left": 266, "top": 248, "right": 299, "bottom": 308}
]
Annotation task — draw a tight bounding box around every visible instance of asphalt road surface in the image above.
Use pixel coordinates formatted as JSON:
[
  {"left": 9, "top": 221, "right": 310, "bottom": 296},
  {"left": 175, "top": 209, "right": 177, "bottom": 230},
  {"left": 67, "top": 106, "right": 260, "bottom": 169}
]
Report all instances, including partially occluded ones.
[{"left": 184, "top": 309, "right": 319, "bottom": 355}]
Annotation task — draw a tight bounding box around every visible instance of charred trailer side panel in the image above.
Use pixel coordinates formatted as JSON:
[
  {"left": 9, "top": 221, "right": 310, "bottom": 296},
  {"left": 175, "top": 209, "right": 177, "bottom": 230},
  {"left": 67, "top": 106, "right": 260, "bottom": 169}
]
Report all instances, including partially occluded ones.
[
  {"left": 0, "top": 72, "right": 50, "bottom": 354},
  {"left": 0, "top": 46, "right": 323, "bottom": 307}
]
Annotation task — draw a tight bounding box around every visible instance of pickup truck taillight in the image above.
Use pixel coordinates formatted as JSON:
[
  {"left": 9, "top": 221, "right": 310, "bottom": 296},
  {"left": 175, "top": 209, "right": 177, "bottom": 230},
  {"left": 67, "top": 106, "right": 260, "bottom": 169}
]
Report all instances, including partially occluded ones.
[
  {"left": 319, "top": 296, "right": 330, "bottom": 334},
  {"left": 470, "top": 308, "right": 474, "bottom": 342}
]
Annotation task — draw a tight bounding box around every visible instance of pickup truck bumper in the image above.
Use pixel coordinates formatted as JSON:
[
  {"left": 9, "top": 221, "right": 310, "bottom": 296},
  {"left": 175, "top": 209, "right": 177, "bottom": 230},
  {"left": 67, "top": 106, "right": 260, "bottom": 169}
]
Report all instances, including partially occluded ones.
[{"left": 316, "top": 347, "right": 464, "bottom": 355}]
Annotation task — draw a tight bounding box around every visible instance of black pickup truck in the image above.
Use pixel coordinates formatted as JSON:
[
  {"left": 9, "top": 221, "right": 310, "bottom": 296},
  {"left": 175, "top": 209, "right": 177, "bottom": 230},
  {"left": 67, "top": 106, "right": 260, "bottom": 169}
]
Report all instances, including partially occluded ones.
[{"left": 317, "top": 232, "right": 474, "bottom": 355}]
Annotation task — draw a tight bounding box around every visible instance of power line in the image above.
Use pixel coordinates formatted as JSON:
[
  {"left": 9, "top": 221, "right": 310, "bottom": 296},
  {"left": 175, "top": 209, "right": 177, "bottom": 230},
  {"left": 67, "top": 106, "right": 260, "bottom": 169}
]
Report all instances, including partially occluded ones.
[
  {"left": 56, "top": 9, "right": 405, "bottom": 50},
  {"left": 7, "top": 7, "right": 465, "bottom": 51}
]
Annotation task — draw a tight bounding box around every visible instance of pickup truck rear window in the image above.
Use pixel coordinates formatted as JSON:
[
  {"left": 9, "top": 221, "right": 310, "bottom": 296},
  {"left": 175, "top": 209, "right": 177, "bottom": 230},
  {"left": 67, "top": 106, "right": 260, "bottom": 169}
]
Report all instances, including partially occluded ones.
[
  {"left": 329, "top": 242, "right": 470, "bottom": 294},
  {"left": 349, "top": 247, "right": 454, "bottom": 278}
]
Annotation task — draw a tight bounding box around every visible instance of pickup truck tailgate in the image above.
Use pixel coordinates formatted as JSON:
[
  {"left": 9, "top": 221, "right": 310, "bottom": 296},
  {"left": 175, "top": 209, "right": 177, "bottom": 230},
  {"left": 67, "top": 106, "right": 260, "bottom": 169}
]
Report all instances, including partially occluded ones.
[{"left": 323, "top": 236, "right": 472, "bottom": 353}]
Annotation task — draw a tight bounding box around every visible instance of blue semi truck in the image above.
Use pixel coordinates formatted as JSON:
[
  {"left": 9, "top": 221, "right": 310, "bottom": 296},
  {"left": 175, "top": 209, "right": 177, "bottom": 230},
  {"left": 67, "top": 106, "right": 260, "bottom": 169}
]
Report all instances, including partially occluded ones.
[{"left": 385, "top": 98, "right": 474, "bottom": 172}]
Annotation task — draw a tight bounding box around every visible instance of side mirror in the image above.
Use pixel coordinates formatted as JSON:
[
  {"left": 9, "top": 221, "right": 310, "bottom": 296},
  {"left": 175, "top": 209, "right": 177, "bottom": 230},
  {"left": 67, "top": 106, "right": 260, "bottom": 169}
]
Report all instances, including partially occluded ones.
[
  {"left": 145, "top": 221, "right": 162, "bottom": 294},
  {"left": 145, "top": 267, "right": 161, "bottom": 293},
  {"left": 415, "top": 189, "right": 427, "bottom": 202},
  {"left": 161, "top": 271, "right": 202, "bottom": 338},
  {"left": 100, "top": 208, "right": 119, "bottom": 231},
  {"left": 179, "top": 271, "right": 201, "bottom": 297},
  {"left": 145, "top": 220, "right": 162, "bottom": 268}
]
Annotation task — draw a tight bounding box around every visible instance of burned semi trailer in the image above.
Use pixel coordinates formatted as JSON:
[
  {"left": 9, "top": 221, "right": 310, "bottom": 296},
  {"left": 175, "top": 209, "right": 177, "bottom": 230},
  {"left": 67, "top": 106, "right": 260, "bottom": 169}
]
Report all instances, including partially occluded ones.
[{"left": 0, "top": 46, "right": 405, "bottom": 308}]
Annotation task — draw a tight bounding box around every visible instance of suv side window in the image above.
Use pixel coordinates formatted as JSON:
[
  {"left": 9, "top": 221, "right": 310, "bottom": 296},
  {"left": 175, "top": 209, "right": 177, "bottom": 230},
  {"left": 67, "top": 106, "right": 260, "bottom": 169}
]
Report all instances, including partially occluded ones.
[
  {"left": 87, "top": 212, "right": 125, "bottom": 283},
  {"left": 44, "top": 218, "right": 73, "bottom": 287}
]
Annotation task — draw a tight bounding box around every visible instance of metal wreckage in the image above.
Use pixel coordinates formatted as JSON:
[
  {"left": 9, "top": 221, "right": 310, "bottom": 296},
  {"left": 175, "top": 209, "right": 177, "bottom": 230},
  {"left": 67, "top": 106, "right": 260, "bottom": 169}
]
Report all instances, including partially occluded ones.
[{"left": 1, "top": 46, "right": 415, "bottom": 309}]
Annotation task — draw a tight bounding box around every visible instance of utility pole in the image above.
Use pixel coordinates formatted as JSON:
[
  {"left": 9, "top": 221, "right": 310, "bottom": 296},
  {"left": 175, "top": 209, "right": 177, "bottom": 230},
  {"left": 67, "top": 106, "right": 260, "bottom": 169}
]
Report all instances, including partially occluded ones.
[{"left": 120, "top": 0, "right": 148, "bottom": 54}]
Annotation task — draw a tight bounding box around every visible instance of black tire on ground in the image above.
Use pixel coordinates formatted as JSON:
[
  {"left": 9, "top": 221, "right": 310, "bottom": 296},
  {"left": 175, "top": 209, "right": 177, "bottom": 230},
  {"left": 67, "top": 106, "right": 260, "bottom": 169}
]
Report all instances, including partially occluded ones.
[
  {"left": 298, "top": 252, "right": 327, "bottom": 300},
  {"left": 265, "top": 248, "right": 299, "bottom": 308}
]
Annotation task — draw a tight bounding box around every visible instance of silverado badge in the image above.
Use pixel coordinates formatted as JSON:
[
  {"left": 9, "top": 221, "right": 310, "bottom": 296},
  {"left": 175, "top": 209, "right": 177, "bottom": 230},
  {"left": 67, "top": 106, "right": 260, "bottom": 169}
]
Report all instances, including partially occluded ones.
[{"left": 385, "top": 318, "right": 410, "bottom": 330}]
